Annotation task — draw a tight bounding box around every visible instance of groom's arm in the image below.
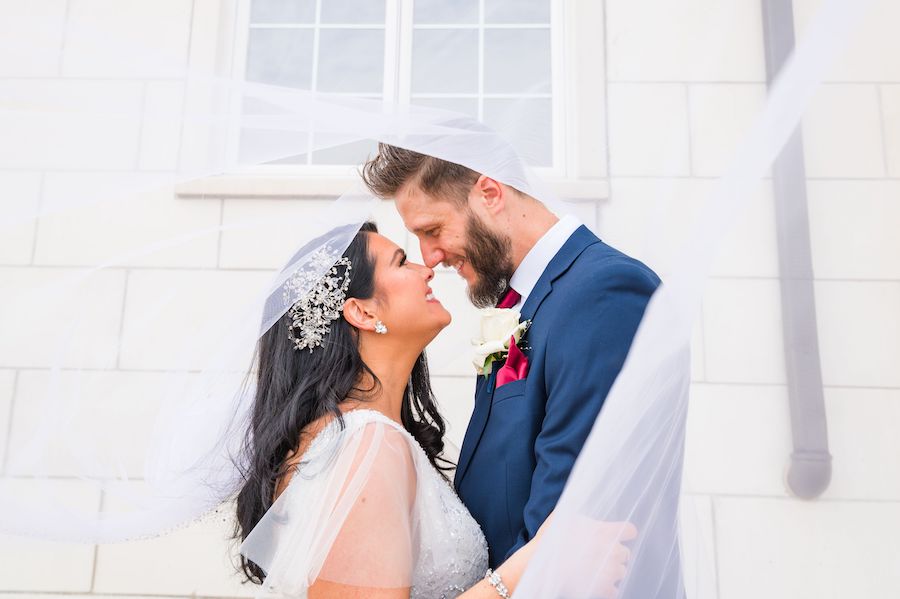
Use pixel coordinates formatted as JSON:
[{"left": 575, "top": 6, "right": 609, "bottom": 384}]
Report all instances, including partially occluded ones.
[{"left": 505, "top": 258, "right": 659, "bottom": 561}]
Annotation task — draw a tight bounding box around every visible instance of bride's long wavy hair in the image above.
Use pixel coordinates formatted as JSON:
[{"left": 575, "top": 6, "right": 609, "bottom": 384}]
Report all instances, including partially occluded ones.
[{"left": 233, "top": 221, "right": 451, "bottom": 584}]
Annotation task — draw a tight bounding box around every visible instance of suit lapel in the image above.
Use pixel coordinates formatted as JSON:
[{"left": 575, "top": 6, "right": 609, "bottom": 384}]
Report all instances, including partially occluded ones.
[
  {"left": 455, "top": 366, "right": 498, "bottom": 485},
  {"left": 520, "top": 225, "right": 599, "bottom": 322},
  {"left": 455, "top": 226, "right": 599, "bottom": 487}
]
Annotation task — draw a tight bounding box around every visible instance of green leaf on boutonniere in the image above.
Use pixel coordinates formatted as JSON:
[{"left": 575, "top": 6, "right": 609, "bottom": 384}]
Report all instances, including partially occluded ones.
[{"left": 481, "top": 353, "right": 498, "bottom": 377}]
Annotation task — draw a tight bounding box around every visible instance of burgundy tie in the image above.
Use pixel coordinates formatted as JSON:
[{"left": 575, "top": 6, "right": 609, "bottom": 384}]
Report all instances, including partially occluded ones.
[{"left": 496, "top": 287, "right": 521, "bottom": 309}]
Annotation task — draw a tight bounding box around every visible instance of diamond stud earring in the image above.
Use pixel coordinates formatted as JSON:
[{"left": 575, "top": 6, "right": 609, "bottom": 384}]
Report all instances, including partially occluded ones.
[{"left": 374, "top": 321, "right": 388, "bottom": 335}]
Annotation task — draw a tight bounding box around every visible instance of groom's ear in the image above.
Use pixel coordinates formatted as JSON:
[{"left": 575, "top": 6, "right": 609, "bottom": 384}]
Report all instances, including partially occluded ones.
[
  {"left": 472, "top": 175, "right": 505, "bottom": 215},
  {"left": 342, "top": 298, "right": 378, "bottom": 332}
]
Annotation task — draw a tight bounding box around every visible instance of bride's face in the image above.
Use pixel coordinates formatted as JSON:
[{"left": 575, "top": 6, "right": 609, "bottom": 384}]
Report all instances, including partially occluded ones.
[{"left": 368, "top": 233, "right": 452, "bottom": 342}]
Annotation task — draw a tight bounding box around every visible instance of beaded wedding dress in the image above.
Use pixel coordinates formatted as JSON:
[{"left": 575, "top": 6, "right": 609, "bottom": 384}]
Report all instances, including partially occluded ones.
[{"left": 240, "top": 409, "right": 489, "bottom": 598}]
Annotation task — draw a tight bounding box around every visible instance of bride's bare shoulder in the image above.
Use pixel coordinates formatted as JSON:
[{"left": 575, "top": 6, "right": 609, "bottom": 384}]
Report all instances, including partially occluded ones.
[{"left": 273, "top": 409, "right": 413, "bottom": 501}]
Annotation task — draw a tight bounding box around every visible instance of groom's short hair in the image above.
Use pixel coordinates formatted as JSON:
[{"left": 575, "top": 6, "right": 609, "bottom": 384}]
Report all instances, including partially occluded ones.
[{"left": 361, "top": 143, "right": 479, "bottom": 205}]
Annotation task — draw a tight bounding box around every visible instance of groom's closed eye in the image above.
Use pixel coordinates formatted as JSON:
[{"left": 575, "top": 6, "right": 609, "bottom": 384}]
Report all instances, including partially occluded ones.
[{"left": 412, "top": 225, "right": 439, "bottom": 238}]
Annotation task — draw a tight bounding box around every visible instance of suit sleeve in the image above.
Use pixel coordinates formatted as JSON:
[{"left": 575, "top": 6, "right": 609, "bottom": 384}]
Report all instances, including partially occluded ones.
[{"left": 504, "top": 259, "right": 659, "bottom": 561}]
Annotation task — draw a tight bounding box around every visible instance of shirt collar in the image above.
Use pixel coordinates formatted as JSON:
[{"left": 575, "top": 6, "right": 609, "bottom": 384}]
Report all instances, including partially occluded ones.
[{"left": 509, "top": 214, "right": 582, "bottom": 307}]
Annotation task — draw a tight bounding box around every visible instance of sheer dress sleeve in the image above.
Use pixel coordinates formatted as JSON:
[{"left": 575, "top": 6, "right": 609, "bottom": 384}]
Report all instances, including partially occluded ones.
[{"left": 240, "top": 420, "right": 419, "bottom": 598}]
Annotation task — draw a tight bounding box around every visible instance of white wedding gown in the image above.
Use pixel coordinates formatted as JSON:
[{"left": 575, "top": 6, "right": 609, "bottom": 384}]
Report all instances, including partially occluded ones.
[{"left": 240, "top": 409, "right": 489, "bottom": 598}]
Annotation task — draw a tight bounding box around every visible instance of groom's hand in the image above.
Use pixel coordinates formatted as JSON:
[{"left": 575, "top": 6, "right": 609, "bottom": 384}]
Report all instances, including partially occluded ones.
[
  {"left": 552, "top": 516, "right": 637, "bottom": 599},
  {"left": 588, "top": 520, "right": 637, "bottom": 599},
  {"left": 509, "top": 514, "right": 637, "bottom": 598}
]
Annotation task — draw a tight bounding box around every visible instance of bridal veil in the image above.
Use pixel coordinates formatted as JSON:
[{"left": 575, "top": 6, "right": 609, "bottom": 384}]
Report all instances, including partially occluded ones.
[{"left": 0, "top": 0, "right": 887, "bottom": 597}]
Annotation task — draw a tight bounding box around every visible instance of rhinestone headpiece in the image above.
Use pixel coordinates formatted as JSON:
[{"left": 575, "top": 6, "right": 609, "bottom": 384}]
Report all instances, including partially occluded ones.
[{"left": 283, "top": 246, "right": 353, "bottom": 352}]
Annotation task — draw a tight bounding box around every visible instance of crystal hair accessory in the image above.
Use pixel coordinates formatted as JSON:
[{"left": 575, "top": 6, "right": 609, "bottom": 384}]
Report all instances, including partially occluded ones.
[{"left": 283, "top": 247, "right": 353, "bottom": 352}]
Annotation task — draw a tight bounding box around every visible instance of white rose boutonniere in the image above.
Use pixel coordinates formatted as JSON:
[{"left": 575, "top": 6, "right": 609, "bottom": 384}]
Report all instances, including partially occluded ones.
[{"left": 472, "top": 308, "right": 531, "bottom": 377}]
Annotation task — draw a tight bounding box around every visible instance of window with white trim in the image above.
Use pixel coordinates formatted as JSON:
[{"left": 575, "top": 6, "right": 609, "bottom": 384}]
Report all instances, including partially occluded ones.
[
  {"left": 236, "top": 0, "right": 559, "bottom": 170},
  {"left": 179, "top": 0, "right": 607, "bottom": 199}
]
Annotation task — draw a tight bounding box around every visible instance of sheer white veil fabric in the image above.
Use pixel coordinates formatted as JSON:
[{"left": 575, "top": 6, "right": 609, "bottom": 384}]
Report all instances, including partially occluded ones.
[
  {"left": 241, "top": 413, "right": 424, "bottom": 595},
  {"left": 0, "top": 0, "right": 876, "bottom": 596}
]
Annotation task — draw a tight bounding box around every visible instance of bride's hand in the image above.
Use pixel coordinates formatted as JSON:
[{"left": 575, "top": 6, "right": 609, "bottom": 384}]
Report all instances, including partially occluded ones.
[{"left": 533, "top": 510, "right": 555, "bottom": 543}]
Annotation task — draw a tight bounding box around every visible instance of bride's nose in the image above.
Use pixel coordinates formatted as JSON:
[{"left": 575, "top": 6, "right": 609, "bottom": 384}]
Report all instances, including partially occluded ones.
[{"left": 421, "top": 264, "right": 435, "bottom": 282}]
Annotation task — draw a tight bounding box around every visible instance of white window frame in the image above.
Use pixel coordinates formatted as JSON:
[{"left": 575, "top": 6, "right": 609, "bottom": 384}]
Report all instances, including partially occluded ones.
[{"left": 176, "top": 0, "right": 608, "bottom": 200}]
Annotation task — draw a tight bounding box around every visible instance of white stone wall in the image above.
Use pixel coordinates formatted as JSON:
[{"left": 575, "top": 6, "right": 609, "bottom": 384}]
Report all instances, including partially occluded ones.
[{"left": 1, "top": 0, "right": 898, "bottom": 597}]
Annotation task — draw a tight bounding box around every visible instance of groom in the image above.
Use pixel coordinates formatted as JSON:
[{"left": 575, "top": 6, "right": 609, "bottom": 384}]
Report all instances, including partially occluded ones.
[{"left": 362, "top": 144, "right": 660, "bottom": 568}]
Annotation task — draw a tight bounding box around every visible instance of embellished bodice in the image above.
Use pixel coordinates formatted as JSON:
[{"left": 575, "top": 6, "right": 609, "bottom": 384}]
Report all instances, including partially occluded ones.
[{"left": 300, "top": 409, "right": 489, "bottom": 598}]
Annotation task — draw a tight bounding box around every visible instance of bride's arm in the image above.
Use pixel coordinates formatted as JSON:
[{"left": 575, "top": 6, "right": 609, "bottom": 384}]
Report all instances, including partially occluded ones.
[
  {"left": 303, "top": 419, "right": 513, "bottom": 599},
  {"left": 307, "top": 543, "right": 528, "bottom": 599},
  {"left": 454, "top": 543, "right": 533, "bottom": 598},
  {"left": 306, "top": 423, "right": 418, "bottom": 598},
  {"left": 309, "top": 580, "right": 410, "bottom": 598},
  {"left": 306, "top": 537, "right": 531, "bottom": 599},
  {"left": 456, "top": 514, "right": 636, "bottom": 598}
]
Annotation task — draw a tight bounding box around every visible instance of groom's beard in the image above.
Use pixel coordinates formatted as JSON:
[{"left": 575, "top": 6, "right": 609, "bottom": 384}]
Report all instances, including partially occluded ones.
[{"left": 463, "top": 211, "right": 515, "bottom": 308}]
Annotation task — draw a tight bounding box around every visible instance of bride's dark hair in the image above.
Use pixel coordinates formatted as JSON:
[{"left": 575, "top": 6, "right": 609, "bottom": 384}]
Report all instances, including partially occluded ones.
[{"left": 233, "top": 221, "right": 451, "bottom": 584}]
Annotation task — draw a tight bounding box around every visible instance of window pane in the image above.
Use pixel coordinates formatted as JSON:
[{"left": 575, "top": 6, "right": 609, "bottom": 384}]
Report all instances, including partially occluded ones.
[
  {"left": 485, "top": 0, "right": 550, "bottom": 24},
  {"left": 321, "top": 0, "right": 385, "bottom": 24},
  {"left": 483, "top": 98, "right": 552, "bottom": 166},
  {"left": 246, "top": 29, "right": 314, "bottom": 88},
  {"left": 311, "top": 139, "right": 378, "bottom": 165},
  {"left": 484, "top": 29, "right": 551, "bottom": 94},
  {"left": 317, "top": 29, "right": 384, "bottom": 93},
  {"left": 250, "top": 0, "right": 315, "bottom": 24},
  {"left": 411, "top": 97, "right": 479, "bottom": 119},
  {"left": 414, "top": 0, "right": 478, "bottom": 24},
  {"left": 412, "top": 29, "right": 478, "bottom": 94},
  {"left": 239, "top": 98, "right": 312, "bottom": 165}
]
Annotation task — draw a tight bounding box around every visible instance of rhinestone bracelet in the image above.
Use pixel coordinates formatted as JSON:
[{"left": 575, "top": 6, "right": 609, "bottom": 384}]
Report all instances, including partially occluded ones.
[{"left": 485, "top": 568, "right": 511, "bottom": 598}]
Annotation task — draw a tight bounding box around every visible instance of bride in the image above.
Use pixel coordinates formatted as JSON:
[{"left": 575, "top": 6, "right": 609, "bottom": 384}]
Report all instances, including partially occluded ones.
[{"left": 232, "top": 222, "right": 632, "bottom": 598}]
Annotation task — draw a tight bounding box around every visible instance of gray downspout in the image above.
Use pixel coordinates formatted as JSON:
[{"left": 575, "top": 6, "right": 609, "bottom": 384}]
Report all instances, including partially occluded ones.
[{"left": 760, "top": 0, "right": 832, "bottom": 499}]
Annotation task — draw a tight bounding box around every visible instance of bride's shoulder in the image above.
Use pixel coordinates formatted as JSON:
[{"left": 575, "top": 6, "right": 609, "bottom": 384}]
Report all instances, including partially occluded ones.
[
  {"left": 275, "top": 410, "right": 413, "bottom": 500},
  {"left": 340, "top": 410, "right": 418, "bottom": 464},
  {"left": 334, "top": 410, "right": 418, "bottom": 502},
  {"left": 275, "top": 410, "right": 417, "bottom": 502},
  {"left": 302, "top": 408, "right": 407, "bottom": 451}
]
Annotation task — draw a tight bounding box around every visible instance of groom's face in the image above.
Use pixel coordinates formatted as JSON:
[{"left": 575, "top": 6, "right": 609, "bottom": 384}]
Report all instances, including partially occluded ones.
[{"left": 395, "top": 183, "right": 514, "bottom": 308}]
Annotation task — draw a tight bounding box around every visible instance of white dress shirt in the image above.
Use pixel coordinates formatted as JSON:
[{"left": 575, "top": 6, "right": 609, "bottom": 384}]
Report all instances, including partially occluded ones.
[{"left": 508, "top": 214, "right": 582, "bottom": 312}]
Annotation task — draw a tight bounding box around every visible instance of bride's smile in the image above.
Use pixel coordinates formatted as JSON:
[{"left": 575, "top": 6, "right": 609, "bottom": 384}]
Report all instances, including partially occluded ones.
[{"left": 361, "top": 232, "right": 453, "bottom": 343}]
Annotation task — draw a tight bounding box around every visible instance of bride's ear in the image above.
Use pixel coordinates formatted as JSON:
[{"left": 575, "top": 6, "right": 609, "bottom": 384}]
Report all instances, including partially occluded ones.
[{"left": 342, "top": 298, "right": 378, "bottom": 333}]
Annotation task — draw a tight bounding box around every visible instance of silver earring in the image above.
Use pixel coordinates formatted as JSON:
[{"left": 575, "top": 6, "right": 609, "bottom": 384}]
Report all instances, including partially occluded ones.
[{"left": 374, "top": 320, "right": 388, "bottom": 335}]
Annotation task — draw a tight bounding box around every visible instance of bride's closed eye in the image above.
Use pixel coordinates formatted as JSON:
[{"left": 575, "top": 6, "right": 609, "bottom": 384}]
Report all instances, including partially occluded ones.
[{"left": 390, "top": 248, "right": 408, "bottom": 267}]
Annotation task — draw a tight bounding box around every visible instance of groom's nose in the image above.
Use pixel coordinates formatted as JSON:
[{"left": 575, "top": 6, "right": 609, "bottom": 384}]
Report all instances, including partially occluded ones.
[{"left": 420, "top": 240, "right": 444, "bottom": 269}]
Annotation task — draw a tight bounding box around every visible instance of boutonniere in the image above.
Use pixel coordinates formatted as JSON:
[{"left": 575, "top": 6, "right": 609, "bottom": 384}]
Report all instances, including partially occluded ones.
[{"left": 472, "top": 308, "right": 531, "bottom": 377}]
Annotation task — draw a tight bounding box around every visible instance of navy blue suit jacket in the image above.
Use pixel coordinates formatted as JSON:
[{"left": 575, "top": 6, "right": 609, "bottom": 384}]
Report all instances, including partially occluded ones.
[{"left": 454, "top": 225, "right": 660, "bottom": 567}]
